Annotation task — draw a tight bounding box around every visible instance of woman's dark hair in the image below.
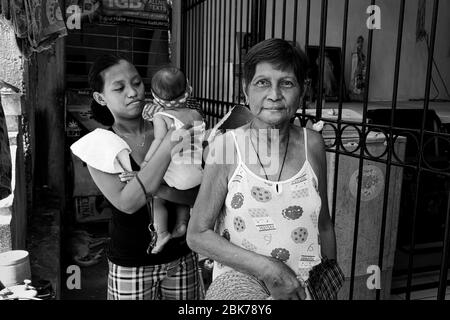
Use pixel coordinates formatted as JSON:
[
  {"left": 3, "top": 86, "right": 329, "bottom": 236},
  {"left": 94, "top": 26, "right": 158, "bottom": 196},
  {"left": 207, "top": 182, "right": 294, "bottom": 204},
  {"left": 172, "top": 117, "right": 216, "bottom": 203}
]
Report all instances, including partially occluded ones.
[
  {"left": 88, "top": 54, "right": 130, "bottom": 126},
  {"left": 243, "top": 38, "right": 309, "bottom": 93}
]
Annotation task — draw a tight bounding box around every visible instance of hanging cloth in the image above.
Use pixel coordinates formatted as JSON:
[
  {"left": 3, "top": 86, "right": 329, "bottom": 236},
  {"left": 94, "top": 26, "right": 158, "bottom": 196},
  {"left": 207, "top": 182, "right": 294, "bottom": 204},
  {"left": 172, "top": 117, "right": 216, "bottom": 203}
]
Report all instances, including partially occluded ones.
[
  {"left": 1, "top": 0, "right": 67, "bottom": 56},
  {"left": 0, "top": 96, "right": 12, "bottom": 201}
]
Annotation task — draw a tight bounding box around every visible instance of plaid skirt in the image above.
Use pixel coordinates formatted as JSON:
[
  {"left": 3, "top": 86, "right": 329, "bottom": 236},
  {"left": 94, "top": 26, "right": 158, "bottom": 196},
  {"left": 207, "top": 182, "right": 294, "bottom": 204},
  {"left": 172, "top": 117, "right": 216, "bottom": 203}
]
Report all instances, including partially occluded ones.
[{"left": 107, "top": 252, "right": 205, "bottom": 300}]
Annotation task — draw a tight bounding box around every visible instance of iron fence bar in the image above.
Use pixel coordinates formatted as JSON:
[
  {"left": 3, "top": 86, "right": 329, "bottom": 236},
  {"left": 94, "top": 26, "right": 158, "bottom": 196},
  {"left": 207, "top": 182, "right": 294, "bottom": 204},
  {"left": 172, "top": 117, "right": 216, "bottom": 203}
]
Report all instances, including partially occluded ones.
[
  {"left": 438, "top": 189, "right": 450, "bottom": 300},
  {"left": 406, "top": 0, "right": 440, "bottom": 300},
  {"left": 227, "top": 0, "right": 232, "bottom": 104},
  {"left": 305, "top": 0, "right": 310, "bottom": 48},
  {"left": 281, "top": 0, "right": 287, "bottom": 40},
  {"left": 194, "top": 3, "right": 199, "bottom": 97},
  {"left": 251, "top": 0, "right": 259, "bottom": 44},
  {"left": 214, "top": 0, "right": 220, "bottom": 118},
  {"left": 180, "top": 0, "right": 186, "bottom": 72},
  {"left": 293, "top": 0, "right": 298, "bottom": 44},
  {"left": 316, "top": 0, "right": 328, "bottom": 119},
  {"left": 217, "top": 0, "right": 227, "bottom": 114},
  {"left": 197, "top": 2, "right": 201, "bottom": 97},
  {"left": 246, "top": 0, "right": 251, "bottom": 48},
  {"left": 375, "top": 0, "right": 406, "bottom": 301},
  {"left": 186, "top": 0, "right": 191, "bottom": 84},
  {"left": 192, "top": 2, "right": 196, "bottom": 91},
  {"left": 184, "top": 0, "right": 189, "bottom": 80},
  {"left": 233, "top": 0, "right": 238, "bottom": 104},
  {"left": 200, "top": 2, "right": 205, "bottom": 102},
  {"left": 331, "top": 0, "right": 349, "bottom": 226},
  {"left": 258, "top": 0, "right": 267, "bottom": 43},
  {"left": 349, "top": 0, "right": 375, "bottom": 300},
  {"left": 207, "top": 0, "right": 213, "bottom": 118},
  {"left": 300, "top": 0, "right": 311, "bottom": 125},
  {"left": 179, "top": 2, "right": 185, "bottom": 71},
  {"left": 183, "top": 1, "right": 190, "bottom": 83},
  {"left": 238, "top": 0, "right": 244, "bottom": 104},
  {"left": 191, "top": 2, "right": 195, "bottom": 91},
  {"left": 131, "top": 24, "right": 135, "bottom": 65},
  {"left": 220, "top": 0, "right": 226, "bottom": 108},
  {"left": 209, "top": 2, "right": 214, "bottom": 118},
  {"left": 271, "top": 0, "right": 276, "bottom": 38}
]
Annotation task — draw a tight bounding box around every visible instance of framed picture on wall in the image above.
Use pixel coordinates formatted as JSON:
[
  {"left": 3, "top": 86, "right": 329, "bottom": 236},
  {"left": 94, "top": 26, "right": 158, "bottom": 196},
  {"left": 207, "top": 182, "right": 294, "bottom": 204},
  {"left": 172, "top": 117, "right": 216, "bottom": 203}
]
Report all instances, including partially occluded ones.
[{"left": 305, "top": 46, "right": 347, "bottom": 102}]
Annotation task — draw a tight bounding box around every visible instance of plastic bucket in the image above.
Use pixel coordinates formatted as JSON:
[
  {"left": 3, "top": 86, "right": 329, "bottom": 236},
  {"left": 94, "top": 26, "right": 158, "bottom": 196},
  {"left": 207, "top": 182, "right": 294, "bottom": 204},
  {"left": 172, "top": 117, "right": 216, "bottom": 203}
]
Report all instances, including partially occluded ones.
[{"left": 0, "top": 250, "right": 31, "bottom": 287}]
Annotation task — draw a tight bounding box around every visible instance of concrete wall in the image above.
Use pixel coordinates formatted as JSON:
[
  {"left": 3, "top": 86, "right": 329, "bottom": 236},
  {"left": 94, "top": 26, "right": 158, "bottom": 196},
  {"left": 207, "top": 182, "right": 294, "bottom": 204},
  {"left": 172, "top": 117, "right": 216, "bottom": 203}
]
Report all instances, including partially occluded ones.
[
  {"left": 0, "top": 19, "right": 24, "bottom": 91},
  {"left": 177, "top": 0, "right": 450, "bottom": 102},
  {"left": 266, "top": 0, "right": 450, "bottom": 102}
]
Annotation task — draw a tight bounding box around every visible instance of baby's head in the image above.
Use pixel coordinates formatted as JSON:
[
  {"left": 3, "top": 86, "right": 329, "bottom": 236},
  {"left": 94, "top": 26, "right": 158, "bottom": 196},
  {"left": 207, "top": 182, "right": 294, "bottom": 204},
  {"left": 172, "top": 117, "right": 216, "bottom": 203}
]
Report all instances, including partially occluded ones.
[{"left": 151, "top": 67, "right": 189, "bottom": 103}]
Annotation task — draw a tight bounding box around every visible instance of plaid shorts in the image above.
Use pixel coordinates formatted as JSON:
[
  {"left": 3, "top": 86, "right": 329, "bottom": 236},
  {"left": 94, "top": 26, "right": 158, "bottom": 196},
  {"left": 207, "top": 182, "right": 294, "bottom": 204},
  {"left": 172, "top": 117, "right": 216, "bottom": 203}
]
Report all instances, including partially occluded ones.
[
  {"left": 107, "top": 252, "right": 205, "bottom": 300},
  {"left": 306, "top": 258, "right": 345, "bottom": 300}
]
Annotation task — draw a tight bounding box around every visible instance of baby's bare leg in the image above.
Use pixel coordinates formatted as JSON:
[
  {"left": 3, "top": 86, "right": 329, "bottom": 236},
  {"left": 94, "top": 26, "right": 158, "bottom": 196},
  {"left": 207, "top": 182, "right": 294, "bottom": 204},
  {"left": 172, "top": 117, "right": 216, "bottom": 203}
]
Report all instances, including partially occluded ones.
[
  {"left": 172, "top": 205, "right": 190, "bottom": 238},
  {"left": 151, "top": 198, "right": 172, "bottom": 254}
]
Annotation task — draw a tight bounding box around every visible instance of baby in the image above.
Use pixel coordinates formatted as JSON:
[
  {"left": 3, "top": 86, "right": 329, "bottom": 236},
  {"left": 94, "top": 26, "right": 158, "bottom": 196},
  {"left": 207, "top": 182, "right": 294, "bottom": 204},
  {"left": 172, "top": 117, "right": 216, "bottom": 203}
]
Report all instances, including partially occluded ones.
[{"left": 142, "top": 67, "right": 205, "bottom": 254}]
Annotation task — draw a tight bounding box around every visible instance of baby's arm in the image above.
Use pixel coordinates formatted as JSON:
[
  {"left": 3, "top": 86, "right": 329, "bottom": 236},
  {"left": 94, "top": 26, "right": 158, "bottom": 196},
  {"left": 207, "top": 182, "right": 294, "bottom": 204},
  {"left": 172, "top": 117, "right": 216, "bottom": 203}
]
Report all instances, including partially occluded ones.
[{"left": 142, "top": 115, "right": 170, "bottom": 167}]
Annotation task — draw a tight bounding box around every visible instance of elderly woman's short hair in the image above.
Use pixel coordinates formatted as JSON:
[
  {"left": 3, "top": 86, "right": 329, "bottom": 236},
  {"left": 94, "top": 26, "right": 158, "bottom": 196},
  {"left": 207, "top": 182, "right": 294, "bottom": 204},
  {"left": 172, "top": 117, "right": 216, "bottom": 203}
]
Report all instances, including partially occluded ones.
[{"left": 243, "top": 38, "right": 309, "bottom": 93}]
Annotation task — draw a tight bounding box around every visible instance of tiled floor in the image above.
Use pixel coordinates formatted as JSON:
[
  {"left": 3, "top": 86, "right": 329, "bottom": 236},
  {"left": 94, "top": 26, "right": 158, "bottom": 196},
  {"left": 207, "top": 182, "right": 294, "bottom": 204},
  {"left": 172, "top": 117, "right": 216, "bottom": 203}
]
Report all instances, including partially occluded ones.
[
  {"left": 390, "top": 288, "right": 450, "bottom": 300},
  {"left": 390, "top": 268, "right": 450, "bottom": 300}
]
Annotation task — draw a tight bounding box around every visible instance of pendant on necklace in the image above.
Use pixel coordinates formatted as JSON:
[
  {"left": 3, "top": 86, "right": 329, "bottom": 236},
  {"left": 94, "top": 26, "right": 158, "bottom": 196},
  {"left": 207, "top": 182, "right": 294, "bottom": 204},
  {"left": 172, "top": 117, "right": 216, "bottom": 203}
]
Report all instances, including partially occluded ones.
[
  {"left": 132, "top": 133, "right": 146, "bottom": 148},
  {"left": 137, "top": 138, "right": 145, "bottom": 148},
  {"left": 116, "top": 130, "right": 146, "bottom": 148}
]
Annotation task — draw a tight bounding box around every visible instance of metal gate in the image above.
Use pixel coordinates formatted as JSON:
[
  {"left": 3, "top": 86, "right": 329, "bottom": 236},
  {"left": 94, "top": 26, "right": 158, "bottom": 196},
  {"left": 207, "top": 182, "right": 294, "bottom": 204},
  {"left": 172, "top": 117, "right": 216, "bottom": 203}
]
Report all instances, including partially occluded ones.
[{"left": 181, "top": 0, "right": 450, "bottom": 300}]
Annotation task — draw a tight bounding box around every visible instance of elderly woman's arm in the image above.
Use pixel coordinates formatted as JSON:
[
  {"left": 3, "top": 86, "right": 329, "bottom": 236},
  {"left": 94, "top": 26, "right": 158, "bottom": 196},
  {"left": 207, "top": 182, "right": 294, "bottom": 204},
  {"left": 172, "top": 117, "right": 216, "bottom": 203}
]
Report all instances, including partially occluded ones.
[
  {"left": 187, "top": 134, "right": 306, "bottom": 300},
  {"left": 308, "top": 129, "right": 337, "bottom": 260},
  {"left": 87, "top": 125, "right": 193, "bottom": 214}
]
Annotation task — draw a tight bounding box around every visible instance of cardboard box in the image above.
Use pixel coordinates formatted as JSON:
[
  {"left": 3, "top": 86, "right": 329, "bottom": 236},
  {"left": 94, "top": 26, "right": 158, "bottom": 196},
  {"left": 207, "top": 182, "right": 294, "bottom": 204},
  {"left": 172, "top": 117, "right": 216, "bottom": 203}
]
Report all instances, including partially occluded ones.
[{"left": 74, "top": 196, "right": 112, "bottom": 223}]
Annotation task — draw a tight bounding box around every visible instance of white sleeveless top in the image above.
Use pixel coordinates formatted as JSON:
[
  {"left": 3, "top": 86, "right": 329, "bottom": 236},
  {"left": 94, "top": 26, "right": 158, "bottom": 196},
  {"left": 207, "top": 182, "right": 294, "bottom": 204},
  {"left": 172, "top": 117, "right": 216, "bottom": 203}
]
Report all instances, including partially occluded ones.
[
  {"left": 213, "top": 128, "right": 322, "bottom": 282},
  {"left": 155, "top": 111, "right": 205, "bottom": 190}
]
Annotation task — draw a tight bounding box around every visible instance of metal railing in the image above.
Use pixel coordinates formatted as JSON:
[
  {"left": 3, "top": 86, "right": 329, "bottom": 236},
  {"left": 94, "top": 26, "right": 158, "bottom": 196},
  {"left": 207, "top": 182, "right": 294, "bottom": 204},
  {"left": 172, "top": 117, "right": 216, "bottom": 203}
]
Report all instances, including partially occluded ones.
[{"left": 181, "top": 0, "right": 450, "bottom": 300}]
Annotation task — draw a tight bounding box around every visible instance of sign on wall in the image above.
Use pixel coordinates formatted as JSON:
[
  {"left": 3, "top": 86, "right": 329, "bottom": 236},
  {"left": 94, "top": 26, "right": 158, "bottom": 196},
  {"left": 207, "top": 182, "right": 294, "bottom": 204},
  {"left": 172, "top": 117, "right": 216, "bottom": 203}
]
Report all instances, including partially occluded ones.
[{"left": 66, "top": 0, "right": 171, "bottom": 29}]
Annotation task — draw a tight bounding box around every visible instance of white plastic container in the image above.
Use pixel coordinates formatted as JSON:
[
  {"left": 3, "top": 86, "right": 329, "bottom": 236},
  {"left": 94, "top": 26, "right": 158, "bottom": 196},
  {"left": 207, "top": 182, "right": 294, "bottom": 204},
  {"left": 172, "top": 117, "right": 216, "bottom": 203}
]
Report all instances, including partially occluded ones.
[{"left": 0, "top": 250, "right": 31, "bottom": 287}]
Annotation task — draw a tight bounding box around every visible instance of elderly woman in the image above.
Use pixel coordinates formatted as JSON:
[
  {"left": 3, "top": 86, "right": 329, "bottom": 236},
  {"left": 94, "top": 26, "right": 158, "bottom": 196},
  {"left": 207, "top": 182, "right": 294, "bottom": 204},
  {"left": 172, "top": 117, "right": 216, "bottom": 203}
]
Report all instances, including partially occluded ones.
[{"left": 187, "top": 39, "right": 341, "bottom": 300}]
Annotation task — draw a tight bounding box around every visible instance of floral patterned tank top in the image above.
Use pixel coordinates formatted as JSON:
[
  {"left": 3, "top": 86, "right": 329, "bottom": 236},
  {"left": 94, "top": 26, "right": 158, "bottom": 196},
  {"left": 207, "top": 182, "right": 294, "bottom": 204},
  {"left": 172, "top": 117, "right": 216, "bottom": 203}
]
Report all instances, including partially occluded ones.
[{"left": 213, "top": 128, "right": 323, "bottom": 282}]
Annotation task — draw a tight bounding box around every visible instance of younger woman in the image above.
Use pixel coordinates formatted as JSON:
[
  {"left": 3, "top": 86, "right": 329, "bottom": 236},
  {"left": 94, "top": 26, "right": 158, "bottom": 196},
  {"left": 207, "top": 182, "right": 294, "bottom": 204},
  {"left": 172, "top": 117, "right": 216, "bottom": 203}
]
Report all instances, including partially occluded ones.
[{"left": 71, "top": 55, "right": 204, "bottom": 300}]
